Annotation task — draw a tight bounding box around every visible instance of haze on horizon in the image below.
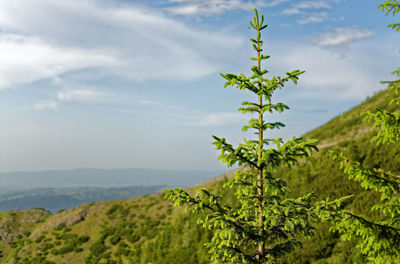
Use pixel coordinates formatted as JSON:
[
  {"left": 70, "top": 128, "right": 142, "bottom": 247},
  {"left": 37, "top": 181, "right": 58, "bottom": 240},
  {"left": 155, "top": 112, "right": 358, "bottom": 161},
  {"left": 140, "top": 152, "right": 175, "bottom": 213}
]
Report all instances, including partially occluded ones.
[{"left": 1, "top": 0, "right": 399, "bottom": 173}]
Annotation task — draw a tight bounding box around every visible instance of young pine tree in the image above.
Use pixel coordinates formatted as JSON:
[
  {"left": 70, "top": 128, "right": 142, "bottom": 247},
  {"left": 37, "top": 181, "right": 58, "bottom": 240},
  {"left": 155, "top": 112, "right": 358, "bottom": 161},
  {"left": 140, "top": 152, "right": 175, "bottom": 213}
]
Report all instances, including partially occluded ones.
[
  {"left": 165, "top": 9, "right": 336, "bottom": 263},
  {"left": 328, "top": 1, "right": 400, "bottom": 263}
]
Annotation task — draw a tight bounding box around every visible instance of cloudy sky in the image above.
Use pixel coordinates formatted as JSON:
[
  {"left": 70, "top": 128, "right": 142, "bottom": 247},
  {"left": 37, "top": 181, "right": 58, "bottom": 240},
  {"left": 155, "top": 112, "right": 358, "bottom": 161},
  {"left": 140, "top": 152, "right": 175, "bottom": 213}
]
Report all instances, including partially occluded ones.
[{"left": 0, "top": 0, "right": 398, "bottom": 173}]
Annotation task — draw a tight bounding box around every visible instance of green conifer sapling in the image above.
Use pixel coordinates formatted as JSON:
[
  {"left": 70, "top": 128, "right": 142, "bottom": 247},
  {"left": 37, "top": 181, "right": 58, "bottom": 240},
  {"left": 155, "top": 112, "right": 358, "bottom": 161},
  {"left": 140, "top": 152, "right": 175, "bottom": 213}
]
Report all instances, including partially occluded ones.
[{"left": 165, "top": 9, "right": 338, "bottom": 263}]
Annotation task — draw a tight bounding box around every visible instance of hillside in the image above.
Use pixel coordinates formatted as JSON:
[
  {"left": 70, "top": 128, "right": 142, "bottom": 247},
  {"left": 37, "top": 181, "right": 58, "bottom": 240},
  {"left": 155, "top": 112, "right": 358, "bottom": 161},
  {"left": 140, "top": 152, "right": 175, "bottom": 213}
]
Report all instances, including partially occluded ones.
[{"left": 0, "top": 89, "right": 399, "bottom": 264}]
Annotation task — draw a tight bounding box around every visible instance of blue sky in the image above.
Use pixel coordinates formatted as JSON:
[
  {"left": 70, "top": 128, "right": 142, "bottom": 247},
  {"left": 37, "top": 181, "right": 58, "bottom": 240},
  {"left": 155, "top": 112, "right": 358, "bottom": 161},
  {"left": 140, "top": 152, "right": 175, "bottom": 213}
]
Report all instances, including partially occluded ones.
[{"left": 0, "top": 0, "right": 398, "bottom": 172}]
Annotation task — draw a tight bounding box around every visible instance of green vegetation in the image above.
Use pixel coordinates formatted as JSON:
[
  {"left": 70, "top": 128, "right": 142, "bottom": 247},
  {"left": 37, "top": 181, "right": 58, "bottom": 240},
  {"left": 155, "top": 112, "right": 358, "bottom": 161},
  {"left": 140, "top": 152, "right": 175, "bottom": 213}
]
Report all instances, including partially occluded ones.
[
  {"left": 321, "top": 1, "right": 400, "bottom": 263},
  {"left": 165, "top": 9, "right": 342, "bottom": 264},
  {"left": 0, "top": 3, "right": 399, "bottom": 264},
  {"left": 0, "top": 92, "right": 399, "bottom": 263}
]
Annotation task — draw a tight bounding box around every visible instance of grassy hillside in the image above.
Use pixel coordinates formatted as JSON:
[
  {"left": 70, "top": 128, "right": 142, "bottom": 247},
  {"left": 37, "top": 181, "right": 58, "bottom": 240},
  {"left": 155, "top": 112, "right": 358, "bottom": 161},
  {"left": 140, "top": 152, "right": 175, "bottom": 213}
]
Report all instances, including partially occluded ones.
[
  {"left": 0, "top": 180, "right": 226, "bottom": 264},
  {"left": 0, "top": 89, "right": 399, "bottom": 264}
]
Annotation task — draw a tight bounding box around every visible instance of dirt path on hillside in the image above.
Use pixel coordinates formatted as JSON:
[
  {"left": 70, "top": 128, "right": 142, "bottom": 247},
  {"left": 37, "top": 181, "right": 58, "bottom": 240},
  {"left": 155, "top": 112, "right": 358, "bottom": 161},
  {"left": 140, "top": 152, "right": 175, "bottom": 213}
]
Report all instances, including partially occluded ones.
[{"left": 317, "top": 127, "right": 371, "bottom": 149}]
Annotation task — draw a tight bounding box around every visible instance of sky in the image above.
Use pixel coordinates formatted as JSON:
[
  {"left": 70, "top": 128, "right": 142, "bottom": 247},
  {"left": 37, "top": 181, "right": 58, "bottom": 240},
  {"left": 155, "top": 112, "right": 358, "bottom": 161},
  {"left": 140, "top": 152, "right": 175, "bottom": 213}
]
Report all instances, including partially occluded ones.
[{"left": 0, "top": 0, "right": 399, "bottom": 173}]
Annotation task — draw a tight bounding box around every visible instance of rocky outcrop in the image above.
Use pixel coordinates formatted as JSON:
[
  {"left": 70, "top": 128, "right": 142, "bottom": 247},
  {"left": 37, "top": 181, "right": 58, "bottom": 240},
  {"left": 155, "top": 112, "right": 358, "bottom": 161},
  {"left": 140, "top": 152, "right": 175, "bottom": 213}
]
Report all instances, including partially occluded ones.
[{"left": 0, "top": 209, "right": 49, "bottom": 243}]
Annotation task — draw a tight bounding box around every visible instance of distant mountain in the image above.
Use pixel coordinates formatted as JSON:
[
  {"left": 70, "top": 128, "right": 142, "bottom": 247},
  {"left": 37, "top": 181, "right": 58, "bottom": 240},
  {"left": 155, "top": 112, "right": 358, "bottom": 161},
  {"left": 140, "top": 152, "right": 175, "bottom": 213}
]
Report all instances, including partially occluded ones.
[
  {"left": 0, "top": 168, "right": 223, "bottom": 213},
  {"left": 0, "top": 194, "right": 80, "bottom": 213},
  {"left": 0, "top": 168, "right": 224, "bottom": 191},
  {"left": 0, "top": 185, "right": 165, "bottom": 213}
]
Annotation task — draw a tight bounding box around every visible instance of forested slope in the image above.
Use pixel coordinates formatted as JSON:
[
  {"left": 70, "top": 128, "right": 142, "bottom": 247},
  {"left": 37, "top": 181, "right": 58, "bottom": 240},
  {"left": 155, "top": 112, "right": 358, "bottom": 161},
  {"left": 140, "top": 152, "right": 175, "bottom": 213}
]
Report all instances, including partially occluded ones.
[{"left": 0, "top": 89, "right": 399, "bottom": 263}]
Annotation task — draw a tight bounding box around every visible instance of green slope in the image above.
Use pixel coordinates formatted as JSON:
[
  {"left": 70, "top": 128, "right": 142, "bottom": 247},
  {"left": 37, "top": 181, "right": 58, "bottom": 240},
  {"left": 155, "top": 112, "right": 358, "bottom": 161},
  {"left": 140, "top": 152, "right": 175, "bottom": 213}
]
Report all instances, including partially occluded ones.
[{"left": 0, "top": 89, "right": 399, "bottom": 264}]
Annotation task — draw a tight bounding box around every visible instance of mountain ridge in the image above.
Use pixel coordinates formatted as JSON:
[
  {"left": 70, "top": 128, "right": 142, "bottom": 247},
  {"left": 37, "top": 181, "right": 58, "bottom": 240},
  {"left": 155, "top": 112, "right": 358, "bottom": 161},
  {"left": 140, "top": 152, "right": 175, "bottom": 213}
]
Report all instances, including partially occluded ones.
[{"left": 0, "top": 168, "right": 223, "bottom": 189}]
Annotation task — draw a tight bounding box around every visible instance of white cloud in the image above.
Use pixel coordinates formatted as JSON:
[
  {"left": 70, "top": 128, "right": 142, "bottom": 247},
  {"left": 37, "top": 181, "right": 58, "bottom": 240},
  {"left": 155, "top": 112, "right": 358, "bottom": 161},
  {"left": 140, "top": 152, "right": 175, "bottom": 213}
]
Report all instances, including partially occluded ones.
[
  {"left": 33, "top": 100, "right": 58, "bottom": 110},
  {"left": 298, "top": 0, "right": 331, "bottom": 9},
  {"left": 0, "top": 34, "right": 120, "bottom": 90},
  {"left": 311, "top": 27, "right": 374, "bottom": 48},
  {"left": 269, "top": 41, "right": 385, "bottom": 100},
  {"left": 165, "top": 0, "right": 288, "bottom": 16},
  {"left": 298, "top": 12, "right": 328, "bottom": 24},
  {"left": 282, "top": 0, "right": 331, "bottom": 15},
  {"left": 56, "top": 90, "right": 109, "bottom": 102},
  {"left": 282, "top": 8, "right": 302, "bottom": 15},
  {"left": 197, "top": 112, "right": 247, "bottom": 126},
  {"left": 0, "top": 0, "right": 244, "bottom": 90},
  {"left": 265, "top": 0, "right": 290, "bottom": 7},
  {"left": 31, "top": 89, "right": 109, "bottom": 111},
  {"left": 282, "top": 0, "right": 334, "bottom": 25}
]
